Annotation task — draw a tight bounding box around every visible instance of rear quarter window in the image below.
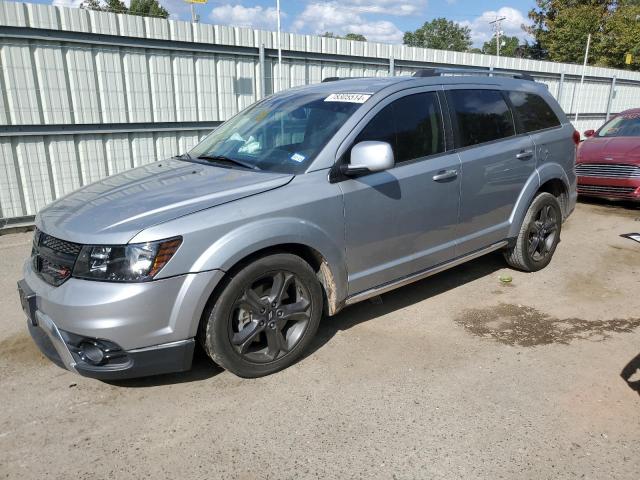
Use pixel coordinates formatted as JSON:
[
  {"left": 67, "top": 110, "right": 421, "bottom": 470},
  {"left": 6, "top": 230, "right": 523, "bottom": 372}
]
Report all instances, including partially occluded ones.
[
  {"left": 508, "top": 91, "right": 561, "bottom": 132},
  {"left": 447, "top": 89, "right": 515, "bottom": 147}
]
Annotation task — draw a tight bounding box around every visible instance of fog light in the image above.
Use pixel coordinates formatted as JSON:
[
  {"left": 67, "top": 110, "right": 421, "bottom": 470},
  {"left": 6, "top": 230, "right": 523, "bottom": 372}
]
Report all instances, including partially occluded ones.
[{"left": 78, "top": 341, "right": 106, "bottom": 366}]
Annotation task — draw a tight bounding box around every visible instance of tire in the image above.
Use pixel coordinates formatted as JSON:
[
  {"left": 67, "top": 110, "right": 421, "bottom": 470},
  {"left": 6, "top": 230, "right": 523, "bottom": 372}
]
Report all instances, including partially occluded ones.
[
  {"left": 504, "top": 192, "right": 562, "bottom": 272},
  {"left": 201, "top": 253, "right": 323, "bottom": 378}
]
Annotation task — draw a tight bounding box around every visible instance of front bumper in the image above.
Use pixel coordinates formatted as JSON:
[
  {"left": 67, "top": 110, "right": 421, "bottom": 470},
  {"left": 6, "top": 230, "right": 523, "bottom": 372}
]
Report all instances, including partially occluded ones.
[
  {"left": 24, "top": 302, "right": 195, "bottom": 380},
  {"left": 18, "top": 261, "right": 224, "bottom": 380},
  {"left": 577, "top": 175, "right": 640, "bottom": 201}
]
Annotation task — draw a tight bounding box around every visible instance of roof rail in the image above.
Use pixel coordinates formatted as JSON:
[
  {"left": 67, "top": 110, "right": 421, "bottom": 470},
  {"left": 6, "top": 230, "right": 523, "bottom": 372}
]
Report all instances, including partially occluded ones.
[
  {"left": 412, "top": 68, "right": 535, "bottom": 82},
  {"left": 322, "top": 77, "right": 342, "bottom": 83}
]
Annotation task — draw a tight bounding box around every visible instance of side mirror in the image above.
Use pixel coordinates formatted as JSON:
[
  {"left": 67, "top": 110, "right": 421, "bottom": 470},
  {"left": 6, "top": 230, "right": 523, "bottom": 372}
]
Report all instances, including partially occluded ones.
[
  {"left": 584, "top": 129, "right": 596, "bottom": 138},
  {"left": 341, "top": 141, "right": 395, "bottom": 176}
]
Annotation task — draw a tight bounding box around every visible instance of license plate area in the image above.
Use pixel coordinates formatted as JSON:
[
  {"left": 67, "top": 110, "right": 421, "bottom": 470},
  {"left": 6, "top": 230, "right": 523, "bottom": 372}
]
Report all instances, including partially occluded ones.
[{"left": 17, "top": 280, "right": 38, "bottom": 326}]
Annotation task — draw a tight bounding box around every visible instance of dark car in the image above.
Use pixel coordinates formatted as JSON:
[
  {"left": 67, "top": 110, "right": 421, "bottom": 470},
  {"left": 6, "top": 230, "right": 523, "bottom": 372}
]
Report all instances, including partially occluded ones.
[{"left": 576, "top": 109, "right": 640, "bottom": 201}]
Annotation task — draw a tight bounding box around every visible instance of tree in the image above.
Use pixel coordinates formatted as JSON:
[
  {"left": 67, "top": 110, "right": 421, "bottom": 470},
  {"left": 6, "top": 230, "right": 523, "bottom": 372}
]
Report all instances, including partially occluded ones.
[
  {"left": 105, "top": 0, "right": 127, "bottom": 14},
  {"left": 81, "top": 0, "right": 169, "bottom": 19},
  {"left": 598, "top": 3, "right": 640, "bottom": 69},
  {"left": 403, "top": 18, "right": 472, "bottom": 51},
  {"left": 321, "top": 32, "right": 367, "bottom": 41},
  {"left": 525, "top": 0, "right": 639, "bottom": 70},
  {"left": 128, "top": 0, "right": 169, "bottom": 18},
  {"left": 344, "top": 33, "right": 367, "bottom": 41},
  {"left": 481, "top": 35, "right": 520, "bottom": 56}
]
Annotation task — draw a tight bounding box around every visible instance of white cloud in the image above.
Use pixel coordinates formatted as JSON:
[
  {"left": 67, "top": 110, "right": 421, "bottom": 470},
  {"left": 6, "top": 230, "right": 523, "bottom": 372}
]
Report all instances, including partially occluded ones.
[
  {"left": 52, "top": 0, "right": 83, "bottom": 7},
  {"left": 209, "top": 4, "right": 282, "bottom": 30},
  {"left": 340, "top": 0, "right": 426, "bottom": 16},
  {"left": 293, "top": 2, "right": 404, "bottom": 43},
  {"left": 458, "top": 7, "right": 531, "bottom": 47}
]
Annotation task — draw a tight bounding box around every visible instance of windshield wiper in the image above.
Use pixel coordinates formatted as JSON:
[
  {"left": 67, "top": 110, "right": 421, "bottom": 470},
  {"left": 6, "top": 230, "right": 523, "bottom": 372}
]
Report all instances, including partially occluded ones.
[{"left": 197, "top": 154, "right": 259, "bottom": 170}]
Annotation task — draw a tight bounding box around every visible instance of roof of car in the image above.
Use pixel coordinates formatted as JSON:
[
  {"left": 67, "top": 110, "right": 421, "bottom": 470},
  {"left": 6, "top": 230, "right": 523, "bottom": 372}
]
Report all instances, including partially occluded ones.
[
  {"left": 284, "top": 74, "right": 546, "bottom": 96},
  {"left": 619, "top": 108, "right": 640, "bottom": 115}
]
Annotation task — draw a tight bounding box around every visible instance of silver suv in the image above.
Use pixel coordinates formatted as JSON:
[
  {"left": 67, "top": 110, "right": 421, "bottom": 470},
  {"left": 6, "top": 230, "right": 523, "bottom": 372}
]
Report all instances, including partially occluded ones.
[{"left": 18, "top": 70, "right": 577, "bottom": 379}]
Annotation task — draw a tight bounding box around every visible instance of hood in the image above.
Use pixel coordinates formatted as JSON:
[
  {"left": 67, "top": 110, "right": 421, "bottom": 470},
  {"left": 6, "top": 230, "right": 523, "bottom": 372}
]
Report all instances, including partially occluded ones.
[
  {"left": 577, "top": 137, "right": 640, "bottom": 164},
  {"left": 37, "top": 159, "right": 293, "bottom": 245}
]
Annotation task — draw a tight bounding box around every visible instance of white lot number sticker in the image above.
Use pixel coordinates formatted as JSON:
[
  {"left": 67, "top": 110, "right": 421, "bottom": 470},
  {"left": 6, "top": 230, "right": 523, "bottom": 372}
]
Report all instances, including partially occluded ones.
[{"left": 324, "top": 93, "right": 372, "bottom": 103}]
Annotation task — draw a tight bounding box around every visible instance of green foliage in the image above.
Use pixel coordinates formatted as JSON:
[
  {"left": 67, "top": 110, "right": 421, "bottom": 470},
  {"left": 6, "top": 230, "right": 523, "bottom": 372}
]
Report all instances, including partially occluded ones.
[
  {"left": 344, "top": 33, "right": 367, "bottom": 42},
  {"left": 403, "top": 18, "right": 472, "bottom": 51},
  {"left": 482, "top": 35, "right": 520, "bottom": 56},
  {"left": 321, "top": 32, "right": 367, "bottom": 41},
  {"left": 81, "top": 0, "right": 169, "bottom": 19},
  {"left": 526, "top": 0, "right": 639, "bottom": 70},
  {"left": 105, "top": 0, "right": 127, "bottom": 14},
  {"left": 129, "top": 0, "right": 169, "bottom": 19},
  {"left": 599, "top": 4, "right": 640, "bottom": 69}
]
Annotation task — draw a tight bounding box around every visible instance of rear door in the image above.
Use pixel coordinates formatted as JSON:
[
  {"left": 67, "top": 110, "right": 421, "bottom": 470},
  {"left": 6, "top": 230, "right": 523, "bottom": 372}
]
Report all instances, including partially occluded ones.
[
  {"left": 506, "top": 90, "right": 573, "bottom": 185},
  {"left": 446, "top": 87, "right": 536, "bottom": 256},
  {"left": 338, "top": 90, "right": 461, "bottom": 296}
]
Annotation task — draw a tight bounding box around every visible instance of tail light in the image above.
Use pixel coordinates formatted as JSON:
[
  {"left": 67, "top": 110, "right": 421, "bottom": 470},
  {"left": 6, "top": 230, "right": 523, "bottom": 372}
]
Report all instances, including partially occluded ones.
[{"left": 572, "top": 130, "right": 581, "bottom": 145}]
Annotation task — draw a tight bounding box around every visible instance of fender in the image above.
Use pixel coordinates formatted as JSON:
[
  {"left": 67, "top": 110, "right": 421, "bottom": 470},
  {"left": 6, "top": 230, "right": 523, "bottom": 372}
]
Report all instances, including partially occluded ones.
[
  {"left": 507, "top": 162, "right": 570, "bottom": 238},
  {"left": 190, "top": 216, "right": 348, "bottom": 311}
]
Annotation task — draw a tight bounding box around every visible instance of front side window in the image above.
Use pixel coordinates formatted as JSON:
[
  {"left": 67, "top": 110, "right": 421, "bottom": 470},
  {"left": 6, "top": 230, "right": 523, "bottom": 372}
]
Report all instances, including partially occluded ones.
[
  {"left": 597, "top": 112, "right": 640, "bottom": 137},
  {"left": 448, "top": 89, "right": 515, "bottom": 147},
  {"left": 188, "top": 91, "right": 364, "bottom": 174},
  {"left": 508, "top": 91, "right": 561, "bottom": 132},
  {"left": 354, "top": 92, "right": 445, "bottom": 163}
]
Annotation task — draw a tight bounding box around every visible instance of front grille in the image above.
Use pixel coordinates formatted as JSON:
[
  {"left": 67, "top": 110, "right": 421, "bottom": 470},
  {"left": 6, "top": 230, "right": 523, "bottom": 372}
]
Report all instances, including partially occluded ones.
[
  {"left": 40, "top": 234, "right": 82, "bottom": 256},
  {"left": 32, "top": 229, "right": 82, "bottom": 286},
  {"left": 577, "top": 184, "right": 637, "bottom": 196},
  {"left": 575, "top": 163, "right": 640, "bottom": 179}
]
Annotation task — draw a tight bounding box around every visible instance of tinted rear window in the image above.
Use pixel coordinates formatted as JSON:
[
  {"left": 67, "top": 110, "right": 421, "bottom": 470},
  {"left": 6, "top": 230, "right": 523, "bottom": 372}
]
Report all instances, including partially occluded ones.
[
  {"left": 355, "top": 92, "right": 445, "bottom": 163},
  {"left": 508, "top": 91, "right": 561, "bottom": 132},
  {"left": 448, "top": 90, "right": 515, "bottom": 147}
]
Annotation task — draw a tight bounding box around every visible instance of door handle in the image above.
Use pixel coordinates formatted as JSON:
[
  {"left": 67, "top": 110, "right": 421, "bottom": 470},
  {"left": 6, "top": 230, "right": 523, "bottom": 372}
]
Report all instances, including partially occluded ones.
[
  {"left": 516, "top": 150, "right": 534, "bottom": 160},
  {"left": 432, "top": 169, "right": 458, "bottom": 181}
]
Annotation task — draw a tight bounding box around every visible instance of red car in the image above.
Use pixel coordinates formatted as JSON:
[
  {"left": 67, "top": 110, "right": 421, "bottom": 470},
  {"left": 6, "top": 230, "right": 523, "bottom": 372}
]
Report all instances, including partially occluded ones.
[{"left": 576, "top": 108, "right": 640, "bottom": 201}]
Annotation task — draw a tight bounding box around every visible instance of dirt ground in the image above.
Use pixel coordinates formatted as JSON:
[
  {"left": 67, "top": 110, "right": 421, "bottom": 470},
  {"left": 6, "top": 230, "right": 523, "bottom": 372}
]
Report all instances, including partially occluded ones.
[{"left": 1, "top": 199, "right": 639, "bottom": 479}]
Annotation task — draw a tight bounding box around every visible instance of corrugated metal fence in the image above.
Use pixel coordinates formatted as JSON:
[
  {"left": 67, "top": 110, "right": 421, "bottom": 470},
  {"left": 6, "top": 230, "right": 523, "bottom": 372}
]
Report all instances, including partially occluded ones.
[{"left": 2, "top": 2, "right": 640, "bottom": 226}]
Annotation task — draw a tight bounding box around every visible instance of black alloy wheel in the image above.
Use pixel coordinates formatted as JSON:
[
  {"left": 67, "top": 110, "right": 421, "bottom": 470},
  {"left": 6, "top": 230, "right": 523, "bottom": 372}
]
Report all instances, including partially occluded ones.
[
  {"left": 201, "top": 253, "right": 322, "bottom": 377},
  {"left": 504, "top": 192, "right": 562, "bottom": 272},
  {"left": 230, "top": 270, "right": 312, "bottom": 363},
  {"left": 527, "top": 203, "right": 559, "bottom": 262}
]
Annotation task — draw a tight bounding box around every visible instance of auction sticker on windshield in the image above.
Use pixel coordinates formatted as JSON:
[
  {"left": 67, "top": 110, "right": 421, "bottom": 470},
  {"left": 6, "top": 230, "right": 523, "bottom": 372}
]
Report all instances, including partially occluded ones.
[{"left": 324, "top": 93, "right": 372, "bottom": 103}]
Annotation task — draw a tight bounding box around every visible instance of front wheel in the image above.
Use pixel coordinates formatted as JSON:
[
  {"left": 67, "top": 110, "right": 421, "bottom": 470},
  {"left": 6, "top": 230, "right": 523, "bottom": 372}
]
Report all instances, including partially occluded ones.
[
  {"left": 504, "top": 192, "right": 562, "bottom": 272},
  {"left": 201, "top": 253, "right": 323, "bottom": 378}
]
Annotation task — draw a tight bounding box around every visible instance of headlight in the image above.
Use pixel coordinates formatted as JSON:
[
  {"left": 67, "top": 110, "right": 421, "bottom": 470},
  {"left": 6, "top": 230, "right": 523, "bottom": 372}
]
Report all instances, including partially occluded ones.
[{"left": 72, "top": 237, "right": 182, "bottom": 282}]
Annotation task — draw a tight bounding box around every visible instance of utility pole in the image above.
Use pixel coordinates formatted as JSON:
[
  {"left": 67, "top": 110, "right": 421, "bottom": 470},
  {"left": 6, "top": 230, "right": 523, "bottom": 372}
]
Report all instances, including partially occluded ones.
[
  {"left": 489, "top": 16, "right": 506, "bottom": 57},
  {"left": 276, "top": 0, "right": 282, "bottom": 92},
  {"left": 185, "top": 0, "right": 204, "bottom": 23},
  {"left": 574, "top": 33, "right": 591, "bottom": 123}
]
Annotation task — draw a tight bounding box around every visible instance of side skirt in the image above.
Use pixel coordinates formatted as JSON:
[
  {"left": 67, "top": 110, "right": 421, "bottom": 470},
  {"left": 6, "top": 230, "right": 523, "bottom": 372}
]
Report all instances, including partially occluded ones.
[{"left": 344, "top": 240, "right": 508, "bottom": 306}]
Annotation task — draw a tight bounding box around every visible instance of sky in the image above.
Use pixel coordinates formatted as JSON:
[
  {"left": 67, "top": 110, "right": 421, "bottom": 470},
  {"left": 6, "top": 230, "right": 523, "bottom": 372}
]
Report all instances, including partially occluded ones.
[{"left": 40, "top": 0, "right": 537, "bottom": 47}]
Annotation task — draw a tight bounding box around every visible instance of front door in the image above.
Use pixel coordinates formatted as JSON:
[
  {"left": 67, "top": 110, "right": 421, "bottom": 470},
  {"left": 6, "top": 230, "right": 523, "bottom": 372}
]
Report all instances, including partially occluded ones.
[{"left": 338, "top": 91, "right": 461, "bottom": 296}]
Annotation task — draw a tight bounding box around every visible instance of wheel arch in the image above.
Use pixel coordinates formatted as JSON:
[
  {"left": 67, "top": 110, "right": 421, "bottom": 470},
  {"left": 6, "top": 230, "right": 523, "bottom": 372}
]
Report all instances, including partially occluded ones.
[
  {"left": 508, "top": 164, "right": 570, "bottom": 238},
  {"left": 193, "top": 218, "right": 348, "bottom": 330}
]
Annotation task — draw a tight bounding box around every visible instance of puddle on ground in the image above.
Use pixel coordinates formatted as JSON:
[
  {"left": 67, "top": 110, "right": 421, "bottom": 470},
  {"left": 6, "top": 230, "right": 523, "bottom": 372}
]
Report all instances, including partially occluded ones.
[{"left": 456, "top": 303, "right": 640, "bottom": 347}]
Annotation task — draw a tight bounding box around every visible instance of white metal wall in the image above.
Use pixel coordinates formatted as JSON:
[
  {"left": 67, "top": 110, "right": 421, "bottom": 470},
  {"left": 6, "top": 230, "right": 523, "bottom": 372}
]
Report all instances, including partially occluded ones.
[{"left": 1, "top": 1, "right": 640, "bottom": 224}]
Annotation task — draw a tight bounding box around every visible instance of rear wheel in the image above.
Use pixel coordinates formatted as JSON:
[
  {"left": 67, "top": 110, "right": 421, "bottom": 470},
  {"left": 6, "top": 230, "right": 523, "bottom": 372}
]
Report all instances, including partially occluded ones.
[
  {"left": 201, "top": 254, "right": 322, "bottom": 377},
  {"left": 504, "top": 192, "right": 562, "bottom": 272}
]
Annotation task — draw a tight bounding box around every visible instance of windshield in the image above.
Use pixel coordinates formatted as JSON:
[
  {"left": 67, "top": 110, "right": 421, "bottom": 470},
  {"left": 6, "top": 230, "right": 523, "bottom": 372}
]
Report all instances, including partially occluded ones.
[
  {"left": 597, "top": 112, "right": 640, "bottom": 138},
  {"left": 187, "top": 90, "right": 365, "bottom": 174}
]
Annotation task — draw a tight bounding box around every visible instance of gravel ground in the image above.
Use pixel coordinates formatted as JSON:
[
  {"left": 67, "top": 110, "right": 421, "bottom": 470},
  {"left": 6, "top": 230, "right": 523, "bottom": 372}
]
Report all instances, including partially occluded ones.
[{"left": 1, "top": 200, "right": 639, "bottom": 479}]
